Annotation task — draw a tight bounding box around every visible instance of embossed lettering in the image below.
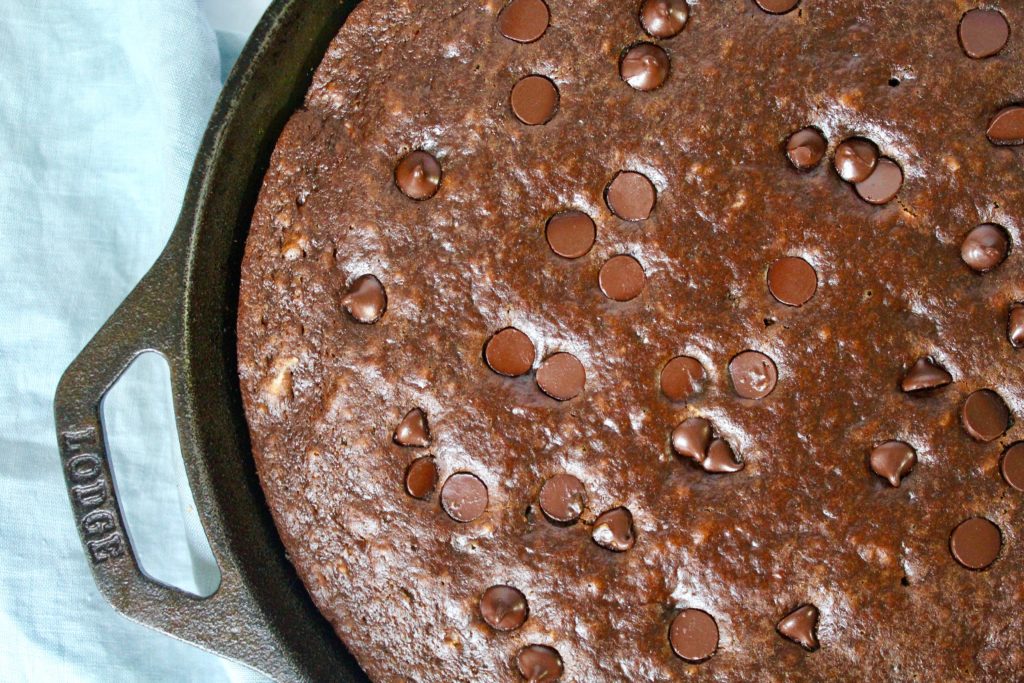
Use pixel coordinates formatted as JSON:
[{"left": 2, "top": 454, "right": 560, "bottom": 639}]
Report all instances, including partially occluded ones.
[
  {"left": 68, "top": 453, "right": 101, "bottom": 483},
  {"left": 81, "top": 509, "right": 116, "bottom": 536},
  {"left": 88, "top": 533, "right": 125, "bottom": 563},
  {"left": 62, "top": 427, "right": 98, "bottom": 453},
  {"left": 72, "top": 479, "right": 107, "bottom": 508}
]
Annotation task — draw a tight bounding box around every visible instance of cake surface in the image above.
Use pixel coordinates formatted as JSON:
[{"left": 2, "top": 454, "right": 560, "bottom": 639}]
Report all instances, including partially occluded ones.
[{"left": 237, "top": 1, "right": 1024, "bottom": 680}]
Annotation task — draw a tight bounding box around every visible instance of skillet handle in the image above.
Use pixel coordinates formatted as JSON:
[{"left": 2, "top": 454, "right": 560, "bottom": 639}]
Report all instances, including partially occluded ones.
[{"left": 54, "top": 242, "right": 218, "bottom": 636}]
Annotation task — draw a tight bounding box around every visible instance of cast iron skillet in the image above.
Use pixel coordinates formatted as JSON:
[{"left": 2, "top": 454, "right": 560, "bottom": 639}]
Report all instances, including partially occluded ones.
[{"left": 53, "top": 0, "right": 366, "bottom": 680}]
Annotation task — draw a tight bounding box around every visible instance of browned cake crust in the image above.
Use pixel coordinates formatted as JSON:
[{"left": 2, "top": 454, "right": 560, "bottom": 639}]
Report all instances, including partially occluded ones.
[{"left": 237, "top": 1, "right": 1024, "bottom": 680}]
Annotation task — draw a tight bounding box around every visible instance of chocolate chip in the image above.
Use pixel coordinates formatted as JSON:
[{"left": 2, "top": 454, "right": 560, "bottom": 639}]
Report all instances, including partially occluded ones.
[
  {"left": 516, "top": 644, "right": 563, "bottom": 681},
  {"left": 498, "top": 0, "right": 550, "bottom": 43},
  {"left": 767, "top": 256, "right": 818, "bottom": 306},
  {"left": 703, "top": 438, "right": 744, "bottom": 474},
  {"left": 786, "top": 128, "right": 827, "bottom": 170},
  {"left": 986, "top": 106, "right": 1024, "bottom": 146},
  {"left": 776, "top": 604, "right": 820, "bottom": 651},
  {"left": 961, "top": 223, "right": 1009, "bottom": 272},
  {"left": 671, "top": 417, "right": 712, "bottom": 463},
  {"left": 395, "top": 150, "right": 441, "bottom": 200},
  {"left": 961, "top": 389, "right": 1011, "bottom": 443},
  {"left": 661, "top": 356, "right": 706, "bottom": 402},
  {"left": 592, "top": 507, "right": 635, "bottom": 552},
  {"left": 485, "top": 328, "right": 535, "bottom": 377},
  {"left": 900, "top": 357, "right": 952, "bottom": 393},
  {"left": 1001, "top": 442, "right": 1024, "bottom": 491},
  {"left": 639, "top": 0, "right": 688, "bottom": 39},
  {"left": 341, "top": 274, "right": 387, "bottom": 324},
  {"left": 755, "top": 0, "right": 800, "bottom": 14},
  {"left": 546, "top": 211, "right": 596, "bottom": 259},
  {"left": 855, "top": 157, "right": 903, "bottom": 205},
  {"left": 729, "top": 350, "right": 778, "bottom": 399},
  {"left": 511, "top": 75, "right": 559, "bottom": 126},
  {"left": 620, "top": 43, "right": 670, "bottom": 91},
  {"left": 950, "top": 517, "right": 1001, "bottom": 570},
  {"left": 394, "top": 408, "right": 430, "bottom": 447},
  {"left": 480, "top": 585, "right": 529, "bottom": 631},
  {"left": 605, "top": 171, "right": 656, "bottom": 221},
  {"left": 1010, "top": 304, "right": 1024, "bottom": 348},
  {"left": 869, "top": 441, "right": 916, "bottom": 487},
  {"left": 536, "top": 353, "right": 586, "bottom": 401},
  {"left": 833, "top": 138, "right": 878, "bottom": 183},
  {"left": 959, "top": 9, "right": 1010, "bottom": 59},
  {"left": 599, "top": 255, "right": 646, "bottom": 301},
  {"left": 539, "top": 474, "right": 586, "bottom": 523},
  {"left": 405, "top": 457, "right": 438, "bottom": 499},
  {"left": 440, "top": 472, "right": 488, "bottom": 522},
  {"left": 669, "top": 609, "right": 719, "bottom": 663}
]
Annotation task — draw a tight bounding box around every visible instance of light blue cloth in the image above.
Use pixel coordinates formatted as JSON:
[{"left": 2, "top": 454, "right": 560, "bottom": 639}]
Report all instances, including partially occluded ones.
[{"left": 0, "top": 1, "right": 273, "bottom": 680}]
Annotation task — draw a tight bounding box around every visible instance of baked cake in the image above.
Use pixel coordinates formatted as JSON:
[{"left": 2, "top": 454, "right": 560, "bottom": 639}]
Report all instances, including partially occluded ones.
[{"left": 237, "top": 0, "right": 1024, "bottom": 679}]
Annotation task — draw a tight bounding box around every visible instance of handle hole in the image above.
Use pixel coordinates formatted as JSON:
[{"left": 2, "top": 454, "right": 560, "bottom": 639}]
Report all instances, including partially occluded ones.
[{"left": 102, "top": 352, "right": 220, "bottom": 597}]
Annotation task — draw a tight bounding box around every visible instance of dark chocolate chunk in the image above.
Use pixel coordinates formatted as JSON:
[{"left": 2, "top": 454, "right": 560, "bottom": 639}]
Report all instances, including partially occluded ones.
[
  {"left": 703, "top": 438, "right": 744, "bottom": 474},
  {"left": 480, "top": 585, "right": 528, "bottom": 631},
  {"left": 755, "top": 0, "right": 800, "bottom": 14},
  {"left": 1010, "top": 304, "right": 1024, "bottom": 348},
  {"left": 777, "top": 604, "right": 820, "bottom": 651},
  {"left": 901, "top": 357, "right": 952, "bottom": 393},
  {"left": 605, "top": 171, "right": 656, "bottom": 220},
  {"left": 516, "top": 644, "right": 563, "bottom": 681},
  {"left": 441, "top": 472, "right": 488, "bottom": 522},
  {"left": 485, "top": 328, "right": 535, "bottom": 377},
  {"left": 592, "top": 507, "right": 635, "bottom": 552},
  {"left": 394, "top": 150, "right": 441, "bottom": 200},
  {"left": 961, "top": 389, "right": 1010, "bottom": 443},
  {"left": 729, "top": 350, "right": 778, "bottom": 399},
  {"left": 405, "top": 457, "right": 438, "bottom": 499},
  {"left": 768, "top": 256, "right": 818, "bottom": 306},
  {"left": 341, "top": 274, "right": 387, "bottom": 324},
  {"left": 671, "top": 417, "right": 712, "bottom": 463},
  {"left": 961, "top": 224, "right": 1009, "bottom": 272},
  {"left": 834, "top": 138, "right": 878, "bottom": 183},
  {"left": 869, "top": 441, "right": 916, "bottom": 487},
  {"left": 599, "top": 255, "right": 646, "bottom": 302},
  {"left": 669, "top": 609, "right": 719, "bottom": 662},
  {"left": 394, "top": 408, "right": 430, "bottom": 447},
  {"left": 1001, "top": 442, "right": 1024, "bottom": 492},
  {"left": 786, "top": 128, "right": 827, "bottom": 170},
  {"left": 987, "top": 106, "right": 1024, "bottom": 145},
  {"left": 950, "top": 517, "right": 1001, "bottom": 570},
  {"left": 639, "top": 0, "right": 688, "bottom": 39},
  {"left": 535, "top": 352, "right": 586, "bottom": 400},
  {"left": 620, "top": 43, "right": 670, "bottom": 91},
  {"left": 498, "top": 0, "right": 550, "bottom": 43},
  {"left": 959, "top": 9, "right": 1010, "bottom": 59},
  {"left": 855, "top": 157, "right": 903, "bottom": 205},
  {"left": 661, "top": 356, "right": 706, "bottom": 402},
  {"left": 539, "top": 474, "right": 586, "bottom": 523},
  {"left": 546, "top": 211, "right": 596, "bottom": 259},
  {"left": 511, "top": 75, "right": 559, "bottom": 126}
]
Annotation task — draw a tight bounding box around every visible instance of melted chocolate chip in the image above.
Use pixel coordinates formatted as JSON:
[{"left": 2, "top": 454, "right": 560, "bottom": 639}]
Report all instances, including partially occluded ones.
[
  {"left": 498, "top": 0, "right": 550, "bottom": 43},
  {"left": 394, "top": 150, "right": 441, "bottom": 200},
  {"left": 776, "top": 604, "right": 820, "bottom": 651},
  {"left": 671, "top": 417, "right": 712, "bottom": 463},
  {"left": 480, "top": 585, "right": 529, "bottom": 631},
  {"left": 1010, "top": 304, "right": 1024, "bottom": 348},
  {"left": 961, "top": 389, "right": 1011, "bottom": 443},
  {"left": 536, "top": 352, "right": 586, "bottom": 401},
  {"left": 405, "top": 457, "right": 438, "bottom": 499},
  {"left": 592, "top": 507, "right": 635, "bottom": 552},
  {"left": 755, "top": 0, "right": 800, "bottom": 14},
  {"left": 661, "top": 356, "right": 706, "bottom": 402},
  {"left": 440, "top": 472, "right": 488, "bottom": 522},
  {"left": 869, "top": 441, "right": 917, "bottom": 487},
  {"left": 341, "top": 274, "right": 387, "bottom": 324},
  {"left": 639, "top": 0, "right": 688, "bottom": 39},
  {"left": 546, "top": 211, "right": 596, "bottom": 259},
  {"left": 485, "top": 328, "right": 536, "bottom": 377},
  {"left": 1001, "top": 442, "right": 1024, "bottom": 492},
  {"left": 950, "top": 517, "right": 1001, "bottom": 570},
  {"left": 786, "top": 128, "right": 827, "bottom": 170},
  {"left": 959, "top": 9, "right": 1010, "bottom": 59},
  {"left": 605, "top": 171, "right": 656, "bottom": 220},
  {"left": 703, "top": 438, "right": 744, "bottom": 474},
  {"left": 961, "top": 224, "right": 1009, "bottom": 272},
  {"left": 394, "top": 408, "right": 430, "bottom": 447},
  {"left": 834, "top": 138, "right": 879, "bottom": 183},
  {"left": 599, "top": 255, "right": 646, "bottom": 302},
  {"left": 986, "top": 106, "right": 1024, "bottom": 145},
  {"left": 539, "top": 474, "right": 586, "bottom": 523},
  {"left": 620, "top": 43, "right": 670, "bottom": 91},
  {"left": 511, "top": 75, "right": 559, "bottom": 126},
  {"left": 729, "top": 350, "right": 778, "bottom": 399},
  {"left": 901, "top": 357, "right": 952, "bottom": 393},
  {"left": 855, "top": 157, "right": 903, "bottom": 205},
  {"left": 669, "top": 609, "right": 719, "bottom": 663},
  {"left": 516, "top": 644, "right": 563, "bottom": 682},
  {"left": 767, "top": 256, "right": 818, "bottom": 306}
]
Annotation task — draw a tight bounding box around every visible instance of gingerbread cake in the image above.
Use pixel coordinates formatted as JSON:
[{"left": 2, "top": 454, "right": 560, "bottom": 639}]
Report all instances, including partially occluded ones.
[{"left": 237, "top": 1, "right": 1024, "bottom": 680}]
